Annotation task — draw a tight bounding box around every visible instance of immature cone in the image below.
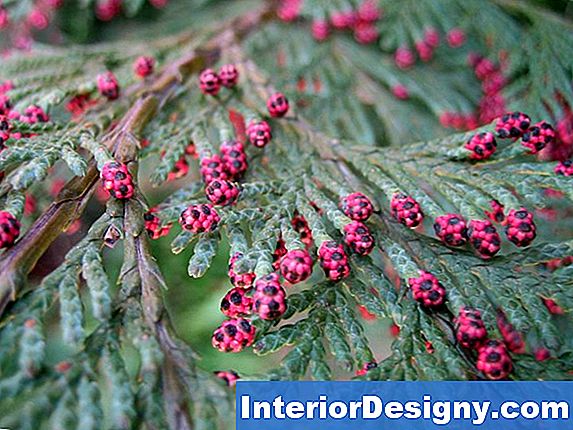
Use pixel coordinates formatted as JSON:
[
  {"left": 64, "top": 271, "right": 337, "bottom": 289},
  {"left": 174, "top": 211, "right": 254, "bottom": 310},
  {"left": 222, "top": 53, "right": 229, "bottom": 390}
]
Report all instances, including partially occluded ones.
[
  {"left": 214, "top": 370, "right": 240, "bottom": 387},
  {"left": 424, "top": 27, "right": 440, "bottom": 48},
  {"left": 455, "top": 306, "right": 488, "bottom": 349},
  {"left": 446, "top": 28, "right": 466, "bottom": 48},
  {"left": 97, "top": 71, "right": 120, "bottom": 100},
  {"left": 408, "top": 271, "right": 446, "bottom": 308},
  {"left": 96, "top": 0, "right": 121, "bottom": 20},
  {"left": 357, "top": 0, "right": 381, "bottom": 21},
  {"left": 465, "top": 132, "right": 497, "bottom": 160},
  {"left": 267, "top": 92, "right": 289, "bottom": 117},
  {"left": 133, "top": 56, "right": 155, "bottom": 78},
  {"left": 280, "top": 249, "right": 314, "bottom": 284},
  {"left": 318, "top": 241, "right": 351, "bottom": 281},
  {"left": 200, "top": 154, "right": 229, "bottom": 183},
  {"left": 482, "top": 72, "right": 506, "bottom": 96},
  {"left": 343, "top": 221, "right": 375, "bottom": 256},
  {"left": 472, "top": 56, "right": 497, "bottom": 80},
  {"left": 433, "top": 214, "right": 468, "bottom": 247},
  {"left": 253, "top": 273, "right": 287, "bottom": 320},
  {"left": 392, "top": 85, "right": 409, "bottom": 100},
  {"left": 247, "top": 120, "right": 272, "bottom": 148},
  {"left": 521, "top": 121, "right": 555, "bottom": 154},
  {"left": 205, "top": 179, "right": 240, "bottom": 206},
  {"left": 179, "top": 203, "right": 220, "bottom": 233},
  {"left": 0, "top": 7, "right": 7, "bottom": 29},
  {"left": 0, "top": 211, "right": 20, "bottom": 248},
  {"left": 277, "top": 0, "right": 302, "bottom": 21},
  {"left": 212, "top": 318, "right": 256, "bottom": 353},
  {"left": 555, "top": 160, "right": 573, "bottom": 176},
  {"left": 467, "top": 219, "right": 501, "bottom": 259},
  {"left": 144, "top": 211, "right": 171, "bottom": 239},
  {"left": 220, "top": 287, "right": 253, "bottom": 318},
  {"left": 352, "top": 22, "right": 378, "bottom": 44},
  {"left": 330, "top": 10, "right": 355, "bottom": 29},
  {"left": 228, "top": 252, "right": 256, "bottom": 288},
  {"left": 218, "top": 64, "right": 239, "bottom": 88},
  {"left": 311, "top": 19, "right": 330, "bottom": 41},
  {"left": 340, "top": 192, "right": 374, "bottom": 221},
  {"left": 533, "top": 348, "right": 550, "bottom": 362},
  {"left": 495, "top": 111, "right": 531, "bottom": 139},
  {"left": 476, "top": 339, "right": 513, "bottom": 380},
  {"left": 505, "top": 208, "right": 536, "bottom": 247},
  {"left": 20, "top": 104, "right": 49, "bottom": 124},
  {"left": 199, "top": 68, "right": 220, "bottom": 95},
  {"left": 221, "top": 140, "right": 248, "bottom": 180},
  {"left": 394, "top": 47, "right": 415, "bottom": 69},
  {"left": 390, "top": 193, "right": 423, "bottom": 228},
  {"left": 101, "top": 161, "right": 134, "bottom": 199},
  {"left": 415, "top": 40, "right": 434, "bottom": 62}
]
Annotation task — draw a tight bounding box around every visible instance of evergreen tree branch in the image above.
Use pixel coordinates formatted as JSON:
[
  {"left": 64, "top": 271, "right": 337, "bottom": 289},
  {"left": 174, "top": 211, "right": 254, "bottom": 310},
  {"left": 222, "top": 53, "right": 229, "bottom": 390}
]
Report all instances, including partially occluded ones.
[
  {"left": 0, "top": 1, "right": 572, "bottom": 426},
  {"left": 0, "top": 3, "right": 275, "bottom": 317}
]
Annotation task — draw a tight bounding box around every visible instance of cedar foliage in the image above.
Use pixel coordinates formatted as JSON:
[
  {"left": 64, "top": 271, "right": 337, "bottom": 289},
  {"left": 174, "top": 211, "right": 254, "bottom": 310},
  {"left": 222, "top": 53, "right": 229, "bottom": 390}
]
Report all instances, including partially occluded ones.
[{"left": 1, "top": 0, "right": 573, "bottom": 428}]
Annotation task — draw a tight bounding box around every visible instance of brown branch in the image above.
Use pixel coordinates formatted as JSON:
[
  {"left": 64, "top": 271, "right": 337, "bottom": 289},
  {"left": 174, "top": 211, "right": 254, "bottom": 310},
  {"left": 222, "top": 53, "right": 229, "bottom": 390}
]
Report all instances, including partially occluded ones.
[
  {"left": 134, "top": 230, "right": 194, "bottom": 430},
  {"left": 161, "top": 355, "right": 194, "bottom": 430},
  {"left": 0, "top": 167, "right": 98, "bottom": 314},
  {"left": 0, "top": 97, "right": 157, "bottom": 315},
  {"left": 0, "top": 4, "right": 275, "bottom": 317}
]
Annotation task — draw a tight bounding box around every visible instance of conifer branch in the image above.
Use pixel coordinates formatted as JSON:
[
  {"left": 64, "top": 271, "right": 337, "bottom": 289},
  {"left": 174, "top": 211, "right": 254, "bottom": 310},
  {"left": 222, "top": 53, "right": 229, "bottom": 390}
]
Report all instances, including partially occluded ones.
[
  {"left": 0, "top": 0, "right": 572, "bottom": 426},
  {"left": 0, "top": 2, "right": 275, "bottom": 316}
]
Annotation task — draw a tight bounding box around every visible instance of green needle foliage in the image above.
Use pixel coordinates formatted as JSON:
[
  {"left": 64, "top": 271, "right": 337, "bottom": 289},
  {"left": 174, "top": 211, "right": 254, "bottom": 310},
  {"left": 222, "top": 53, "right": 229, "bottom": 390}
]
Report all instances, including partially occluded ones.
[{"left": 0, "top": 0, "right": 573, "bottom": 428}]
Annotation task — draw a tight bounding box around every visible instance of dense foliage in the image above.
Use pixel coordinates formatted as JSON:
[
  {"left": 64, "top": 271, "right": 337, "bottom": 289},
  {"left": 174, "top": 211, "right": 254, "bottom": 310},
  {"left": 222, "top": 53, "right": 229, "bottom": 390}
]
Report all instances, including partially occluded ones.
[{"left": 0, "top": 0, "right": 572, "bottom": 428}]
